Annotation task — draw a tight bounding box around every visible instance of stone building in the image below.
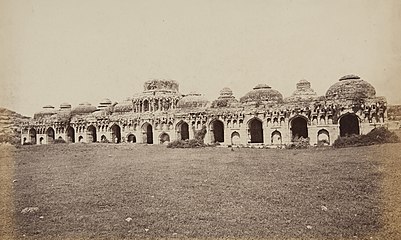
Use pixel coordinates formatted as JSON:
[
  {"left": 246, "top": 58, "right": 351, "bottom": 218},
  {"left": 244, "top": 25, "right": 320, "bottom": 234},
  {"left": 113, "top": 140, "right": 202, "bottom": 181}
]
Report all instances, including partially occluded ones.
[{"left": 21, "top": 75, "right": 388, "bottom": 146}]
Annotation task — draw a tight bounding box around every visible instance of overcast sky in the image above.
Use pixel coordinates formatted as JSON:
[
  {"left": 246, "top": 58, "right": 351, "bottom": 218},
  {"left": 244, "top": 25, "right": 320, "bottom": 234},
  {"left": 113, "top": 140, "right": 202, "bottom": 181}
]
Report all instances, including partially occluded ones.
[{"left": 1, "top": 0, "right": 400, "bottom": 117}]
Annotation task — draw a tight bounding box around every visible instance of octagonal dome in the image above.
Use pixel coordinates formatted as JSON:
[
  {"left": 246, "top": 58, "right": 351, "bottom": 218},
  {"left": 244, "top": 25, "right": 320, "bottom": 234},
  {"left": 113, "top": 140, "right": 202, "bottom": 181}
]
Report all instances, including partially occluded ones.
[
  {"left": 326, "top": 75, "right": 376, "bottom": 101},
  {"left": 114, "top": 99, "right": 133, "bottom": 113},
  {"left": 285, "top": 79, "right": 317, "bottom": 103},
  {"left": 240, "top": 84, "right": 283, "bottom": 104},
  {"left": 34, "top": 105, "right": 57, "bottom": 119},
  {"left": 60, "top": 102, "right": 72, "bottom": 109},
  {"left": 71, "top": 102, "right": 97, "bottom": 115},
  {"left": 177, "top": 92, "right": 209, "bottom": 109}
]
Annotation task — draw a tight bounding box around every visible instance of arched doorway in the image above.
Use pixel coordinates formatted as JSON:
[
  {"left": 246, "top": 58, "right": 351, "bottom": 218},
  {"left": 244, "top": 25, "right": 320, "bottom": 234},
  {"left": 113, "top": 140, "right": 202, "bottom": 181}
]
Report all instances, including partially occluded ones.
[
  {"left": 177, "top": 121, "right": 189, "bottom": 140},
  {"left": 291, "top": 117, "right": 308, "bottom": 141},
  {"left": 66, "top": 126, "right": 75, "bottom": 143},
  {"left": 142, "top": 123, "right": 153, "bottom": 144},
  {"left": 249, "top": 118, "right": 263, "bottom": 143},
  {"left": 127, "top": 134, "right": 136, "bottom": 143},
  {"left": 231, "top": 132, "right": 240, "bottom": 145},
  {"left": 160, "top": 133, "right": 170, "bottom": 144},
  {"left": 143, "top": 99, "right": 149, "bottom": 112},
  {"left": 39, "top": 137, "right": 44, "bottom": 144},
  {"left": 87, "top": 125, "right": 97, "bottom": 143},
  {"left": 340, "top": 114, "right": 360, "bottom": 137},
  {"left": 78, "top": 136, "right": 84, "bottom": 142},
  {"left": 29, "top": 128, "right": 37, "bottom": 144},
  {"left": 317, "top": 129, "right": 330, "bottom": 145},
  {"left": 271, "top": 131, "right": 282, "bottom": 145},
  {"left": 211, "top": 120, "right": 224, "bottom": 143},
  {"left": 111, "top": 124, "right": 121, "bottom": 143},
  {"left": 46, "top": 127, "right": 55, "bottom": 144}
]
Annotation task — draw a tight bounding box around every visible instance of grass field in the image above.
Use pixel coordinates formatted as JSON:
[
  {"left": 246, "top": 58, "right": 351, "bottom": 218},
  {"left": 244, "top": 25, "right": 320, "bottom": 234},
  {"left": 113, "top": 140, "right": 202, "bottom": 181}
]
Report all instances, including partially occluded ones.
[{"left": 1, "top": 142, "right": 401, "bottom": 239}]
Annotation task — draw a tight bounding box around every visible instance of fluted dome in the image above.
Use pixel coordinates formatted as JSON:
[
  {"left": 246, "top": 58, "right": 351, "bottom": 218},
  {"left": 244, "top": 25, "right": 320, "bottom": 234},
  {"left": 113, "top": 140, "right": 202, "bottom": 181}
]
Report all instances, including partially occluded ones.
[
  {"left": 240, "top": 84, "right": 283, "bottom": 104},
  {"left": 177, "top": 92, "right": 209, "bottom": 109},
  {"left": 71, "top": 102, "right": 97, "bottom": 115},
  {"left": 34, "top": 105, "right": 57, "bottom": 119},
  {"left": 326, "top": 75, "right": 376, "bottom": 101},
  {"left": 114, "top": 99, "right": 133, "bottom": 113},
  {"left": 285, "top": 79, "right": 317, "bottom": 103}
]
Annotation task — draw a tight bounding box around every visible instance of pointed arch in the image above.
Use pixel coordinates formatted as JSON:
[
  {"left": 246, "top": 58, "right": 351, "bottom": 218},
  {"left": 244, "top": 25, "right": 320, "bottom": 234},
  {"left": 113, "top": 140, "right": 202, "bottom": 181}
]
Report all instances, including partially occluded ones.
[
  {"left": 290, "top": 116, "right": 308, "bottom": 141},
  {"left": 271, "top": 130, "right": 282, "bottom": 145},
  {"left": 248, "top": 118, "right": 263, "bottom": 143},
  {"left": 210, "top": 119, "right": 224, "bottom": 143},
  {"left": 176, "top": 120, "right": 189, "bottom": 140},
  {"left": 159, "top": 132, "right": 170, "bottom": 144},
  {"left": 142, "top": 122, "right": 153, "bottom": 144},
  {"left": 339, "top": 113, "right": 360, "bottom": 137},
  {"left": 29, "top": 128, "right": 37, "bottom": 144},
  {"left": 87, "top": 125, "right": 97, "bottom": 142},
  {"left": 66, "top": 126, "right": 75, "bottom": 143},
  {"left": 46, "top": 127, "right": 55, "bottom": 144},
  {"left": 127, "top": 133, "right": 136, "bottom": 143},
  {"left": 110, "top": 124, "right": 121, "bottom": 143}
]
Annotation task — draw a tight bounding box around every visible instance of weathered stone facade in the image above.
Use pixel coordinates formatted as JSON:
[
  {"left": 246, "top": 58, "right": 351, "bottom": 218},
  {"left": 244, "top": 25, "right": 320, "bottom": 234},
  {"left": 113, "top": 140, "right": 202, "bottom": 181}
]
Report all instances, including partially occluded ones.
[{"left": 21, "top": 75, "right": 388, "bottom": 147}]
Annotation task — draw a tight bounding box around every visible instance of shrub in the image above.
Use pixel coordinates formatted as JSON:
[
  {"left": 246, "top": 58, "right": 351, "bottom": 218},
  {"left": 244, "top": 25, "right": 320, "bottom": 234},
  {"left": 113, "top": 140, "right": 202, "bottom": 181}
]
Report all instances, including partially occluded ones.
[
  {"left": 333, "top": 127, "right": 399, "bottom": 148},
  {"left": 54, "top": 138, "right": 66, "bottom": 144},
  {"left": 285, "top": 137, "right": 310, "bottom": 149},
  {"left": 167, "top": 139, "right": 205, "bottom": 148}
]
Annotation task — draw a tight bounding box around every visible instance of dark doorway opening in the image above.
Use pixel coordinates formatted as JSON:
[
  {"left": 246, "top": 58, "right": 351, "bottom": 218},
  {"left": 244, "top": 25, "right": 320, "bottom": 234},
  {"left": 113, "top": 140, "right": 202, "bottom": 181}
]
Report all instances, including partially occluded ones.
[
  {"left": 211, "top": 120, "right": 224, "bottom": 143},
  {"left": 180, "top": 122, "right": 189, "bottom": 140},
  {"left": 87, "top": 125, "right": 97, "bottom": 142},
  {"left": 111, "top": 124, "right": 121, "bottom": 143},
  {"left": 291, "top": 117, "right": 308, "bottom": 141},
  {"left": 340, "top": 114, "right": 360, "bottom": 137},
  {"left": 66, "top": 126, "right": 75, "bottom": 143},
  {"left": 29, "top": 128, "right": 37, "bottom": 144},
  {"left": 127, "top": 134, "right": 136, "bottom": 143},
  {"left": 46, "top": 127, "right": 55, "bottom": 143},
  {"left": 249, "top": 119, "right": 263, "bottom": 143}
]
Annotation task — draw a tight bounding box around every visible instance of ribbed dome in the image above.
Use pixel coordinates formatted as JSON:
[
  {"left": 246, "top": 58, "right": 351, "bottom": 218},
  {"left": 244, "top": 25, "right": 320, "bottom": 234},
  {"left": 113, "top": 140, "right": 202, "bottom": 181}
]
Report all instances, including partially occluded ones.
[
  {"left": 285, "top": 79, "right": 317, "bottom": 103},
  {"left": 71, "top": 103, "right": 97, "bottom": 114},
  {"left": 177, "top": 92, "right": 209, "bottom": 108},
  {"left": 326, "top": 75, "right": 376, "bottom": 101},
  {"left": 114, "top": 99, "right": 133, "bottom": 113},
  {"left": 240, "top": 84, "right": 283, "bottom": 104},
  {"left": 34, "top": 105, "right": 57, "bottom": 119}
]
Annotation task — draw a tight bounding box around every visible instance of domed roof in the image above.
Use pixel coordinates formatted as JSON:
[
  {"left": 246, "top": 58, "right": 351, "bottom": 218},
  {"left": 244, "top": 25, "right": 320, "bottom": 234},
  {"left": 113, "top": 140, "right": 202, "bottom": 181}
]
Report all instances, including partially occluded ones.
[
  {"left": 220, "top": 87, "right": 233, "bottom": 96},
  {"left": 211, "top": 87, "right": 239, "bottom": 108},
  {"left": 240, "top": 84, "right": 283, "bottom": 104},
  {"left": 34, "top": 105, "right": 57, "bottom": 119},
  {"left": 71, "top": 103, "right": 97, "bottom": 115},
  {"left": 177, "top": 92, "right": 209, "bottom": 109},
  {"left": 326, "top": 75, "right": 376, "bottom": 101},
  {"left": 114, "top": 99, "right": 133, "bottom": 113},
  {"left": 284, "top": 79, "right": 317, "bottom": 103},
  {"left": 60, "top": 102, "right": 72, "bottom": 109},
  {"left": 99, "top": 98, "right": 112, "bottom": 105}
]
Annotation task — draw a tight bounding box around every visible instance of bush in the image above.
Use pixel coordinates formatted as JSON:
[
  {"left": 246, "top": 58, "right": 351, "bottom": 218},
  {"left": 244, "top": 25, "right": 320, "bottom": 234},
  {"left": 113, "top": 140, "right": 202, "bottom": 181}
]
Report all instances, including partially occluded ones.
[
  {"left": 285, "top": 137, "right": 310, "bottom": 149},
  {"left": 167, "top": 139, "right": 205, "bottom": 148},
  {"left": 333, "top": 127, "right": 399, "bottom": 148},
  {"left": 54, "top": 139, "right": 66, "bottom": 144}
]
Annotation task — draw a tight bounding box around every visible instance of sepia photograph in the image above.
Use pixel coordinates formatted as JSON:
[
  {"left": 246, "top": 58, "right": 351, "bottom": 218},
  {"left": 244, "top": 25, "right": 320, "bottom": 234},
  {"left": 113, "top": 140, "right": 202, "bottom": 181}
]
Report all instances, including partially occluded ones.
[{"left": 1, "top": 0, "right": 401, "bottom": 239}]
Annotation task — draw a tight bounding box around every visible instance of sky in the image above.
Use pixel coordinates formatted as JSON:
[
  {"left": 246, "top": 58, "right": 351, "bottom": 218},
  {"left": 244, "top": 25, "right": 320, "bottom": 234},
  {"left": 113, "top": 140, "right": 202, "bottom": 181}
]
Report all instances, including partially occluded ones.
[{"left": 1, "top": 0, "right": 400, "bottom": 117}]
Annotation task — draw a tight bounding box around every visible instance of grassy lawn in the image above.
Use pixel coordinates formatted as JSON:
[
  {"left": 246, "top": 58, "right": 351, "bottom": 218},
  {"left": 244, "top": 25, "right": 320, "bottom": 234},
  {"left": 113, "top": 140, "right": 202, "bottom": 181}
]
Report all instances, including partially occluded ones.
[{"left": 1, "top": 142, "right": 401, "bottom": 239}]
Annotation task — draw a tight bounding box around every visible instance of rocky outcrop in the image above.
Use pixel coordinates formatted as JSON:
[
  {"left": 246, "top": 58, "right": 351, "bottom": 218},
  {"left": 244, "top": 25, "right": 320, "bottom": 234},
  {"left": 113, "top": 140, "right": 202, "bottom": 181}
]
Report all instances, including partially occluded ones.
[{"left": 0, "top": 107, "right": 31, "bottom": 144}]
